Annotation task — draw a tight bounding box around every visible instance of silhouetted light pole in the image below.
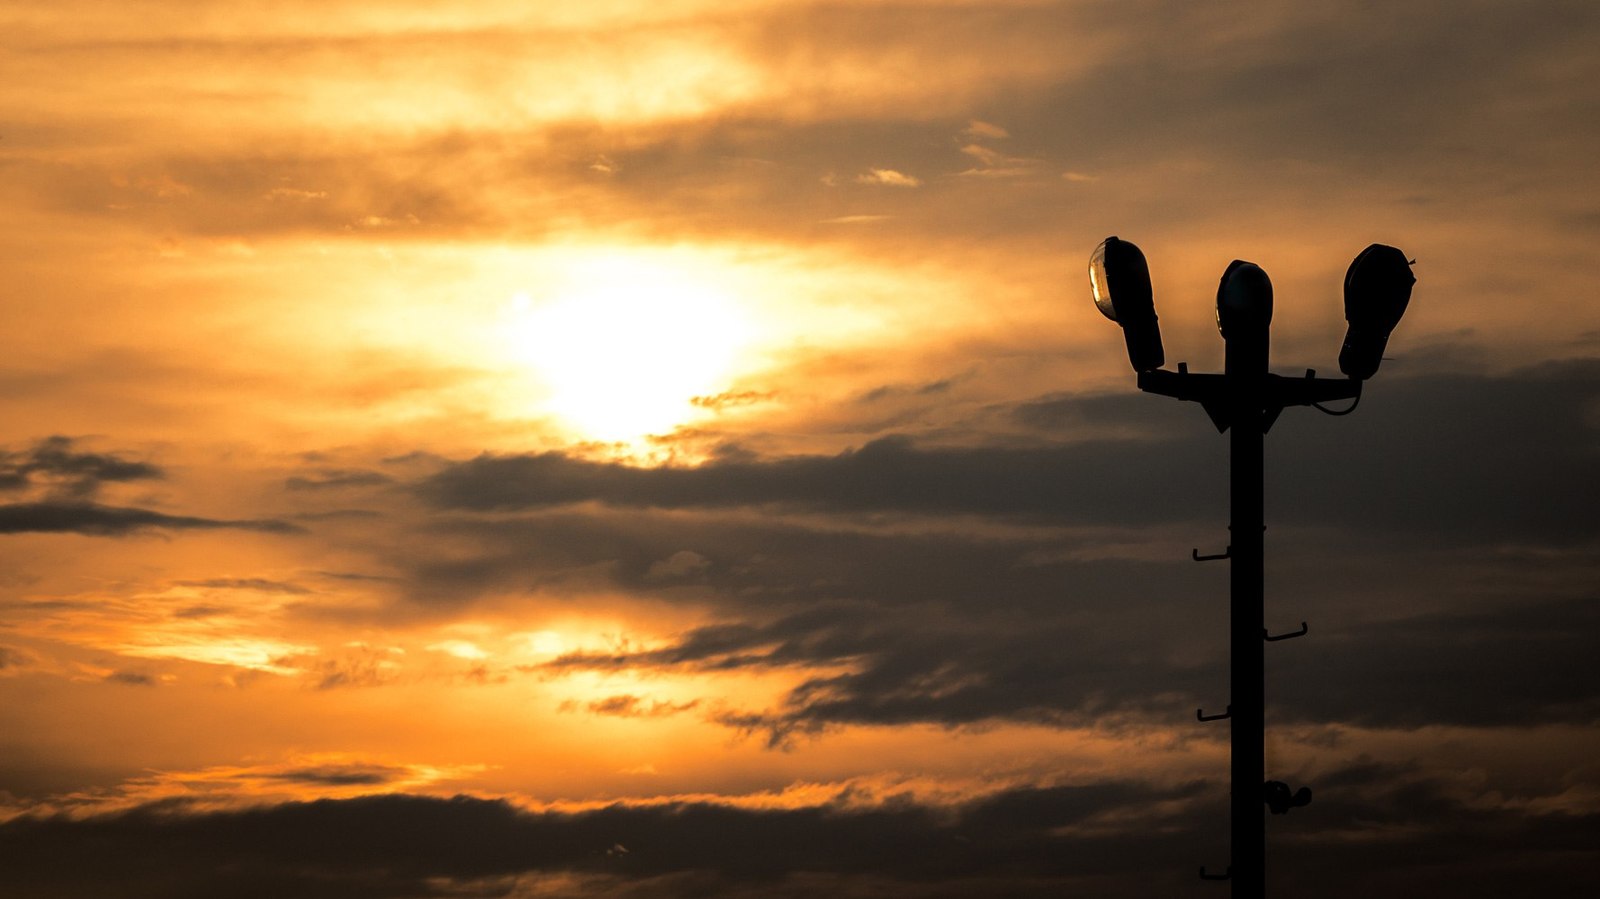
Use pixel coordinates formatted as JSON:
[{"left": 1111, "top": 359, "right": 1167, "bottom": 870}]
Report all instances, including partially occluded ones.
[{"left": 1088, "top": 238, "right": 1415, "bottom": 894}]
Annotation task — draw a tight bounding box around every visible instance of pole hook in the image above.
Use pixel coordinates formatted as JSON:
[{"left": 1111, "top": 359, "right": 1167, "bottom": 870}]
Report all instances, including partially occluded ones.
[
  {"left": 1199, "top": 866, "right": 1232, "bottom": 881},
  {"left": 1263, "top": 621, "right": 1308, "bottom": 642},
  {"left": 1197, "top": 705, "right": 1232, "bottom": 722},
  {"left": 1192, "top": 546, "right": 1231, "bottom": 562}
]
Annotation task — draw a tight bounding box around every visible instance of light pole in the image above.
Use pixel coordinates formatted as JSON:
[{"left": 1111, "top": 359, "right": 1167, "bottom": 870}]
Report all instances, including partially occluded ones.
[{"left": 1088, "top": 238, "right": 1415, "bottom": 894}]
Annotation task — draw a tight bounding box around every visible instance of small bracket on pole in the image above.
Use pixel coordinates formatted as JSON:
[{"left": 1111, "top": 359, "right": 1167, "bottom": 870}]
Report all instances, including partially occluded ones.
[
  {"left": 1263, "top": 621, "right": 1309, "bottom": 642},
  {"left": 1197, "top": 705, "right": 1232, "bottom": 722},
  {"left": 1199, "top": 866, "right": 1232, "bottom": 881},
  {"left": 1192, "top": 546, "right": 1231, "bottom": 562}
]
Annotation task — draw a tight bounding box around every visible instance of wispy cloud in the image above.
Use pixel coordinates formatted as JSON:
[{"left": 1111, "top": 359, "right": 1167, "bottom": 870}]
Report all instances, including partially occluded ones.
[
  {"left": 0, "top": 502, "right": 304, "bottom": 536},
  {"left": 854, "top": 169, "right": 922, "bottom": 188}
]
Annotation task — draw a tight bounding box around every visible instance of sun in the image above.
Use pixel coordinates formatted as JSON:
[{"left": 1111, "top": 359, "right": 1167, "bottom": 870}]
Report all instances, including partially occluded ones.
[{"left": 502, "top": 251, "right": 757, "bottom": 444}]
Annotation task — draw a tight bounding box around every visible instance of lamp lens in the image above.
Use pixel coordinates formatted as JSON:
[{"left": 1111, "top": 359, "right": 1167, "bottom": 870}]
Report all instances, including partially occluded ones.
[
  {"left": 1087, "top": 236, "right": 1162, "bottom": 372},
  {"left": 1089, "top": 239, "right": 1118, "bottom": 322}
]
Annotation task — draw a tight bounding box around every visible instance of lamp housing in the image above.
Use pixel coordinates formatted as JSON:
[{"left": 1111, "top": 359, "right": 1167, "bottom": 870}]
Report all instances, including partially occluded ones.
[
  {"left": 1215, "top": 259, "right": 1273, "bottom": 340},
  {"left": 1339, "top": 244, "right": 1415, "bottom": 380},
  {"left": 1088, "top": 236, "right": 1164, "bottom": 372}
]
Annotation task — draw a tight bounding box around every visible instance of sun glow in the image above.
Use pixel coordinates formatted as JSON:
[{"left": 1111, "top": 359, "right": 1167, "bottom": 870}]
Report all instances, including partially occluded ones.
[{"left": 503, "top": 252, "right": 757, "bottom": 443}]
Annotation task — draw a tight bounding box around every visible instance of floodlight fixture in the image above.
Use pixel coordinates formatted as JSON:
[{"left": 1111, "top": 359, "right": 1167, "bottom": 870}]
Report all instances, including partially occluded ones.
[
  {"left": 1085, "top": 234, "right": 1415, "bottom": 895},
  {"left": 1339, "top": 243, "right": 1416, "bottom": 380},
  {"left": 1214, "top": 260, "right": 1273, "bottom": 340},
  {"left": 1088, "top": 236, "right": 1164, "bottom": 372}
]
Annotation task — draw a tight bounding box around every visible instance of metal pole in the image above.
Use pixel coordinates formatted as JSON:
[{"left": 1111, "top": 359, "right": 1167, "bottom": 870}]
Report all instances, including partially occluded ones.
[
  {"left": 1226, "top": 323, "right": 1267, "bottom": 896},
  {"left": 1102, "top": 237, "right": 1404, "bottom": 892}
]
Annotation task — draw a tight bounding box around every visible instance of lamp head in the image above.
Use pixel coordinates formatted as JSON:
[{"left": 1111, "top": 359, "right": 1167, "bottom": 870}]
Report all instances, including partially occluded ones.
[
  {"left": 1215, "top": 259, "right": 1273, "bottom": 340},
  {"left": 1088, "top": 236, "right": 1164, "bottom": 372},
  {"left": 1339, "top": 243, "right": 1415, "bottom": 380}
]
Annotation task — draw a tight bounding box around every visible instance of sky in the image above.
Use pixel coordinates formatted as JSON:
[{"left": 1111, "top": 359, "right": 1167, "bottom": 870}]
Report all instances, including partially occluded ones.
[{"left": 2, "top": 1, "right": 1599, "bottom": 895}]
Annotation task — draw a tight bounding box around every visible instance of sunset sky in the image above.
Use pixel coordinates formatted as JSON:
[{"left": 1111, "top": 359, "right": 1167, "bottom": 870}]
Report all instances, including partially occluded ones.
[{"left": 3, "top": 1, "right": 1599, "bottom": 896}]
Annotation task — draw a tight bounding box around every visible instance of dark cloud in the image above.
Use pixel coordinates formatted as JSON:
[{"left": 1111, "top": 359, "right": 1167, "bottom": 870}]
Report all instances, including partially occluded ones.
[
  {"left": 1116, "top": 0, "right": 1600, "bottom": 171},
  {"left": 306, "top": 650, "right": 403, "bottom": 691},
  {"left": 400, "top": 503, "right": 1209, "bottom": 616},
  {"left": 0, "top": 436, "right": 161, "bottom": 498},
  {"left": 2, "top": 772, "right": 1593, "bottom": 899},
  {"left": 172, "top": 604, "right": 227, "bottom": 619},
  {"left": 313, "top": 570, "right": 400, "bottom": 583},
  {"left": 544, "top": 599, "right": 1195, "bottom": 745},
  {"left": 416, "top": 433, "right": 1211, "bottom": 524},
  {"left": 261, "top": 765, "right": 409, "bottom": 788},
  {"left": 0, "top": 644, "right": 36, "bottom": 671},
  {"left": 0, "top": 783, "right": 1205, "bottom": 899},
  {"left": 376, "top": 361, "right": 1599, "bottom": 742},
  {"left": 860, "top": 377, "right": 956, "bottom": 403},
  {"left": 0, "top": 501, "right": 305, "bottom": 536},
  {"left": 1274, "top": 591, "right": 1600, "bottom": 729},
  {"left": 0, "top": 439, "right": 306, "bottom": 538},
  {"left": 541, "top": 580, "right": 1600, "bottom": 741},
  {"left": 1264, "top": 359, "right": 1600, "bottom": 542},
  {"left": 394, "top": 360, "right": 1600, "bottom": 737},
  {"left": 293, "top": 510, "right": 384, "bottom": 521},
  {"left": 1271, "top": 758, "right": 1600, "bottom": 898},
  {"left": 562, "top": 695, "right": 701, "bottom": 719},
  {"left": 175, "top": 578, "right": 311, "bottom": 594},
  {"left": 418, "top": 361, "right": 1600, "bottom": 543}
]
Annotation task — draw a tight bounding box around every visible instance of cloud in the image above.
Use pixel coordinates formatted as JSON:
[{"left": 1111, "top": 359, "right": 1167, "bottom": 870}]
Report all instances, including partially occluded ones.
[
  {"left": 8, "top": 754, "right": 487, "bottom": 822},
  {"left": 0, "top": 783, "right": 1204, "bottom": 897},
  {"left": 394, "top": 359, "right": 1600, "bottom": 741},
  {"left": 0, "top": 440, "right": 305, "bottom": 538},
  {"left": 964, "top": 120, "right": 1009, "bottom": 140},
  {"left": 285, "top": 469, "right": 395, "bottom": 491},
  {"left": 416, "top": 359, "right": 1600, "bottom": 542},
  {"left": 553, "top": 595, "right": 1164, "bottom": 742},
  {"left": 563, "top": 695, "right": 701, "bottom": 719},
  {"left": 689, "top": 391, "right": 775, "bottom": 411},
  {"left": 175, "top": 578, "right": 312, "bottom": 594},
  {"left": 1261, "top": 359, "right": 1600, "bottom": 542},
  {"left": 1, "top": 771, "right": 1594, "bottom": 899},
  {"left": 854, "top": 169, "right": 922, "bottom": 188},
  {"left": 0, "top": 644, "right": 39, "bottom": 674},
  {"left": 0, "top": 501, "right": 305, "bottom": 536},
  {"left": 543, "top": 582, "right": 1600, "bottom": 740},
  {"left": 536, "top": 593, "right": 1214, "bottom": 744},
  {"left": 393, "top": 498, "right": 1198, "bottom": 618},
  {"left": 308, "top": 651, "right": 405, "bottom": 690},
  {"left": 817, "top": 214, "right": 891, "bottom": 225},
  {"left": 414, "top": 434, "right": 1205, "bottom": 525},
  {"left": 644, "top": 551, "right": 712, "bottom": 581},
  {"left": 954, "top": 137, "right": 1044, "bottom": 179},
  {"left": 1275, "top": 592, "right": 1600, "bottom": 729},
  {"left": 261, "top": 765, "right": 412, "bottom": 789},
  {"left": 0, "top": 436, "right": 161, "bottom": 498}
]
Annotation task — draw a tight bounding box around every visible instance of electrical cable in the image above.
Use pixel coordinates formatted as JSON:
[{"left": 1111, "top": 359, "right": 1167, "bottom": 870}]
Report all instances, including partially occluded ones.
[{"left": 1312, "top": 393, "right": 1361, "bottom": 416}]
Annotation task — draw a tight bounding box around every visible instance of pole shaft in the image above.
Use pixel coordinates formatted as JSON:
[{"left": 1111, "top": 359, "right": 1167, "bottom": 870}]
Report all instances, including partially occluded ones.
[
  {"left": 1230, "top": 400, "right": 1265, "bottom": 893},
  {"left": 1227, "top": 328, "right": 1268, "bottom": 895}
]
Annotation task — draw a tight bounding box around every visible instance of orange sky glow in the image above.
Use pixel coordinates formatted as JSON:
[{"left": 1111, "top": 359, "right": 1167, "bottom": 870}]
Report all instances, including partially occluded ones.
[{"left": 3, "top": 2, "right": 1599, "bottom": 897}]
